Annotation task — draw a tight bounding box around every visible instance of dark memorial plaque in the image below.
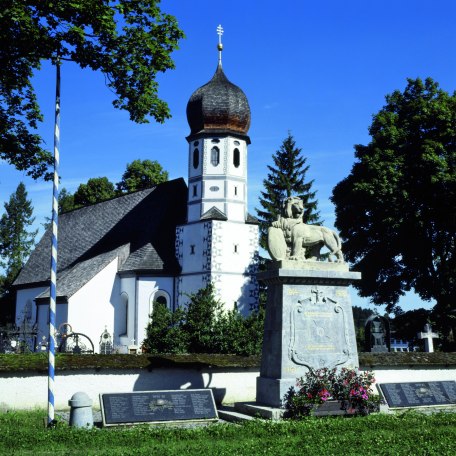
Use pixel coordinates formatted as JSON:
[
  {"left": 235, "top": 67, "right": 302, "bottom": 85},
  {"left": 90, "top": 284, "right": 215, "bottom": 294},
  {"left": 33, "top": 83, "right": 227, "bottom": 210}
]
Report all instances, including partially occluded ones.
[
  {"left": 100, "top": 389, "right": 218, "bottom": 426},
  {"left": 378, "top": 381, "right": 456, "bottom": 408}
]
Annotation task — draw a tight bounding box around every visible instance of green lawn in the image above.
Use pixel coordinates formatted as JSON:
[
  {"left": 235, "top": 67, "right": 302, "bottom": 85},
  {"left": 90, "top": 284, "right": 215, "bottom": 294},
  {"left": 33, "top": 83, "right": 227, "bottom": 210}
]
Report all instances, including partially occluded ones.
[{"left": 1, "top": 410, "right": 456, "bottom": 455}]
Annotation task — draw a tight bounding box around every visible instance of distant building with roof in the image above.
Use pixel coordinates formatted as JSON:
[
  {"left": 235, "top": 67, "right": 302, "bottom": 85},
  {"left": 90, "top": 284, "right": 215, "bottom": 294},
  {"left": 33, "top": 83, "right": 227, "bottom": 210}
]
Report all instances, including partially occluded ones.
[{"left": 13, "top": 37, "right": 260, "bottom": 353}]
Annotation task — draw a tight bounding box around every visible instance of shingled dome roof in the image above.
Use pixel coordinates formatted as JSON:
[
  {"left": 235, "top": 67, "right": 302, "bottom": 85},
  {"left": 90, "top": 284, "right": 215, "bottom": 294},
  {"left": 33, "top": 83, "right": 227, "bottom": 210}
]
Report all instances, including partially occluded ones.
[{"left": 186, "top": 64, "right": 251, "bottom": 136}]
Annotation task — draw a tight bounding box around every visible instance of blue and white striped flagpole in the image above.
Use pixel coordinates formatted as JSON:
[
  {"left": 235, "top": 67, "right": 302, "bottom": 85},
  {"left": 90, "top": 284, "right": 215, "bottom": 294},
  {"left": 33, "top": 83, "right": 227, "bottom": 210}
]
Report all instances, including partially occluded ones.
[{"left": 48, "top": 57, "right": 60, "bottom": 426}]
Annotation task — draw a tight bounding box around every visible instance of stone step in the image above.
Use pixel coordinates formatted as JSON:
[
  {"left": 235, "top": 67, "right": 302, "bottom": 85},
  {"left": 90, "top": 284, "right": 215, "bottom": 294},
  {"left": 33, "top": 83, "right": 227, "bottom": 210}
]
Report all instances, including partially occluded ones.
[
  {"left": 217, "top": 407, "right": 255, "bottom": 423},
  {"left": 234, "top": 402, "right": 285, "bottom": 420}
]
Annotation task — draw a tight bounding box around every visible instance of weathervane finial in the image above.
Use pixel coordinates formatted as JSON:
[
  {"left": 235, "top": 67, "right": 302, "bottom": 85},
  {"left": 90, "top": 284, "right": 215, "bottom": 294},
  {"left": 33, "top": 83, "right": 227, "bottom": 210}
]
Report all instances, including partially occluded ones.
[{"left": 217, "top": 24, "right": 224, "bottom": 66}]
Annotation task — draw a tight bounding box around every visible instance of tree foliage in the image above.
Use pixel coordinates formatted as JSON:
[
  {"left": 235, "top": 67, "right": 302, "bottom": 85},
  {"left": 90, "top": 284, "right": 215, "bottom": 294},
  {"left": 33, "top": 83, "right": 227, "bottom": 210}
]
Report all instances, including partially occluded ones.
[
  {"left": 331, "top": 78, "right": 456, "bottom": 340},
  {"left": 55, "top": 158, "right": 169, "bottom": 213},
  {"left": 117, "top": 159, "right": 168, "bottom": 193},
  {"left": 352, "top": 306, "right": 374, "bottom": 351},
  {"left": 142, "top": 283, "right": 264, "bottom": 355},
  {"left": 58, "top": 188, "right": 76, "bottom": 214},
  {"left": 256, "top": 133, "right": 321, "bottom": 250},
  {"left": 0, "top": 1, "right": 184, "bottom": 180},
  {"left": 73, "top": 177, "right": 116, "bottom": 208},
  {"left": 0, "top": 182, "right": 37, "bottom": 295},
  {"left": 391, "top": 308, "right": 433, "bottom": 349}
]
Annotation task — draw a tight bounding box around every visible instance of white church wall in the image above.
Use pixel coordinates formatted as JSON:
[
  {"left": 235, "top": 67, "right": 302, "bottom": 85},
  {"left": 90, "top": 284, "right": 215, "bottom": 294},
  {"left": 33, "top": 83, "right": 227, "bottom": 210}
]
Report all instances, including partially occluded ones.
[
  {"left": 188, "top": 141, "right": 202, "bottom": 180},
  {"left": 136, "top": 277, "right": 174, "bottom": 347},
  {"left": 15, "top": 286, "right": 47, "bottom": 327},
  {"left": 176, "top": 223, "right": 207, "bottom": 274},
  {"left": 176, "top": 275, "right": 206, "bottom": 308},
  {"left": 211, "top": 222, "right": 258, "bottom": 274},
  {"left": 203, "top": 179, "right": 225, "bottom": 200},
  {"left": 67, "top": 258, "right": 120, "bottom": 353},
  {"left": 118, "top": 275, "right": 136, "bottom": 351},
  {"left": 226, "top": 138, "right": 247, "bottom": 178},
  {"left": 187, "top": 203, "right": 201, "bottom": 222},
  {"left": 226, "top": 203, "right": 246, "bottom": 222},
  {"left": 35, "top": 302, "right": 68, "bottom": 348},
  {"left": 176, "top": 220, "right": 259, "bottom": 313}
]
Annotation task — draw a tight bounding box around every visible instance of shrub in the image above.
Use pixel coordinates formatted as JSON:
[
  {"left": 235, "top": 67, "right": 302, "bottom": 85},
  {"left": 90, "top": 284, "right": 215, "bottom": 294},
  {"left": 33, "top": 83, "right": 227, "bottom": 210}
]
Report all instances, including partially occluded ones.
[
  {"left": 284, "top": 367, "right": 380, "bottom": 418},
  {"left": 142, "top": 302, "right": 188, "bottom": 354},
  {"left": 142, "top": 284, "right": 264, "bottom": 355}
]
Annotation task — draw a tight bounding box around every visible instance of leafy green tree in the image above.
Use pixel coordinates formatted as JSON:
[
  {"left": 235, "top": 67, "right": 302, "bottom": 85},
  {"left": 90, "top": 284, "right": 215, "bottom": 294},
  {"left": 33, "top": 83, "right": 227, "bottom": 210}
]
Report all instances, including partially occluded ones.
[
  {"left": 256, "top": 133, "right": 321, "bottom": 250},
  {"left": 0, "top": 183, "right": 37, "bottom": 297},
  {"left": 117, "top": 159, "right": 169, "bottom": 193},
  {"left": 0, "top": 1, "right": 184, "bottom": 180},
  {"left": 331, "top": 78, "right": 456, "bottom": 345},
  {"left": 58, "top": 188, "right": 76, "bottom": 214},
  {"left": 73, "top": 177, "right": 116, "bottom": 208},
  {"left": 352, "top": 306, "right": 374, "bottom": 351},
  {"left": 391, "top": 308, "right": 433, "bottom": 350}
]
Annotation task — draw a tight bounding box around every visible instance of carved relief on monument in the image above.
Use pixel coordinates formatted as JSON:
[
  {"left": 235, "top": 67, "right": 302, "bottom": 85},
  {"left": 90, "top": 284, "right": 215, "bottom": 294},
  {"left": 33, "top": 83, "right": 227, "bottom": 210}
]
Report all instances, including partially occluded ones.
[{"left": 288, "top": 286, "right": 350, "bottom": 370}]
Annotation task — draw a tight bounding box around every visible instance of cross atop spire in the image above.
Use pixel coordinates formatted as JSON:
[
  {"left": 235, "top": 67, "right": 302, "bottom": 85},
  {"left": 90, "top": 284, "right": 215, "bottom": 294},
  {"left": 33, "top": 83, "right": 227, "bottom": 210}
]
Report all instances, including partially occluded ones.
[{"left": 217, "top": 24, "right": 224, "bottom": 66}]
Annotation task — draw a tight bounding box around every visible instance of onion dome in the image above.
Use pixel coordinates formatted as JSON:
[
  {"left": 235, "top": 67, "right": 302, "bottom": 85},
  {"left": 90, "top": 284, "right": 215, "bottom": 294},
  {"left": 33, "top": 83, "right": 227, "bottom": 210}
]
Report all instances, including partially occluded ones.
[{"left": 186, "top": 63, "right": 251, "bottom": 137}]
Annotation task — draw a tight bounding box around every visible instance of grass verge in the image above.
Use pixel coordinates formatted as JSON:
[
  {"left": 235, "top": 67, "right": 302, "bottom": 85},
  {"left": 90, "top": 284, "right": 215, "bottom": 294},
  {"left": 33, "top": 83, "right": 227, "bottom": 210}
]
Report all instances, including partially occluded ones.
[{"left": 1, "top": 410, "right": 456, "bottom": 455}]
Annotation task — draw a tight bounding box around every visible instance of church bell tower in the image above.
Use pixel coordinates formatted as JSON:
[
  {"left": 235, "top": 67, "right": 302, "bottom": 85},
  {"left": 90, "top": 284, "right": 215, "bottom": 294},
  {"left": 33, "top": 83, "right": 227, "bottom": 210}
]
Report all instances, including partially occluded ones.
[{"left": 175, "top": 26, "right": 259, "bottom": 314}]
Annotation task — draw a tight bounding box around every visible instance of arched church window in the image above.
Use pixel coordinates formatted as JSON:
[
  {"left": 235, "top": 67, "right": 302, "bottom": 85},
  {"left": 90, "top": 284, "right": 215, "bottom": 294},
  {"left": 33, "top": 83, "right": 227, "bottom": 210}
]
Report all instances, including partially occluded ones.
[
  {"left": 193, "top": 148, "right": 199, "bottom": 169},
  {"left": 233, "top": 148, "right": 240, "bottom": 168},
  {"left": 150, "top": 291, "right": 171, "bottom": 317},
  {"left": 156, "top": 295, "right": 167, "bottom": 306},
  {"left": 211, "top": 146, "right": 220, "bottom": 166}
]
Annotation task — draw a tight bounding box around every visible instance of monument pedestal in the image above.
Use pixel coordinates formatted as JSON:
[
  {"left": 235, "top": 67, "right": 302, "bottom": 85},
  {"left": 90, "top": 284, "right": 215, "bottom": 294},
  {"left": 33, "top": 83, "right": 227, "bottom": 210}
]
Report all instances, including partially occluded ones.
[{"left": 256, "top": 261, "right": 361, "bottom": 408}]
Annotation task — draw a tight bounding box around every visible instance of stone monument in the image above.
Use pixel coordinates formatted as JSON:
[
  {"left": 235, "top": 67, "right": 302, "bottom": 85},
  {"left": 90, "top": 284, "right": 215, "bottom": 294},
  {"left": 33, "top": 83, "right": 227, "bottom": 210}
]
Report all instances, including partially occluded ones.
[
  {"left": 256, "top": 197, "right": 360, "bottom": 408},
  {"left": 364, "top": 314, "right": 391, "bottom": 353}
]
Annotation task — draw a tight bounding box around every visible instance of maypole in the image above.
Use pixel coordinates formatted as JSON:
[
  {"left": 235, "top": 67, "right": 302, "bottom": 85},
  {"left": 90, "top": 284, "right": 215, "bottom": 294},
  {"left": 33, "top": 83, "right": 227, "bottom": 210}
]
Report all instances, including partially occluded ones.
[{"left": 48, "top": 57, "right": 60, "bottom": 426}]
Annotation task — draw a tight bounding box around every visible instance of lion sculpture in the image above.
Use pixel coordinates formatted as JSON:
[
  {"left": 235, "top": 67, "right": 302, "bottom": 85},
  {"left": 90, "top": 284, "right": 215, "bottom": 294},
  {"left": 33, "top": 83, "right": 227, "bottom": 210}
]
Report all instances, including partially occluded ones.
[{"left": 267, "top": 196, "right": 344, "bottom": 263}]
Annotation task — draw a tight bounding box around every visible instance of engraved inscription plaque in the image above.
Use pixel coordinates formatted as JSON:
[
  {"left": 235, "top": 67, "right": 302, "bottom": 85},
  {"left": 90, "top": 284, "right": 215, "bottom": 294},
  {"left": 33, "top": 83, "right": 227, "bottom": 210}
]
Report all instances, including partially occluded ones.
[
  {"left": 100, "top": 389, "right": 218, "bottom": 426},
  {"left": 378, "top": 382, "right": 456, "bottom": 408}
]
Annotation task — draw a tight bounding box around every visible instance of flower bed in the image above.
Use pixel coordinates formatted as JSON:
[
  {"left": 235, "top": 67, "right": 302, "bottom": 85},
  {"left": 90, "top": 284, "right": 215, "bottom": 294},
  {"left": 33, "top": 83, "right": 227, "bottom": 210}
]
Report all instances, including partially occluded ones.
[{"left": 284, "top": 367, "right": 381, "bottom": 418}]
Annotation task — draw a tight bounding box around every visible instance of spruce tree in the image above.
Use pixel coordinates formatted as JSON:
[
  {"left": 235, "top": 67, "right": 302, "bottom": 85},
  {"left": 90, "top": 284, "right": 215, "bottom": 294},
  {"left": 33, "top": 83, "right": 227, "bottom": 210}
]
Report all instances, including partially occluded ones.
[
  {"left": 256, "top": 133, "right": 321, "bottom": 250},
  {"left": 0, "top": 182, "right": 37, "bottom": 295}
]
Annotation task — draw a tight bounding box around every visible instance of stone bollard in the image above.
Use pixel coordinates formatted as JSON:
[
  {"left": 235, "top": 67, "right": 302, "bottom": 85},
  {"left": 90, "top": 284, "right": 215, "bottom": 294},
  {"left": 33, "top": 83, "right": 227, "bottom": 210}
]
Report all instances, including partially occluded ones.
[{"left": 68, "top": 392, "right": 93, "bottom": 428}]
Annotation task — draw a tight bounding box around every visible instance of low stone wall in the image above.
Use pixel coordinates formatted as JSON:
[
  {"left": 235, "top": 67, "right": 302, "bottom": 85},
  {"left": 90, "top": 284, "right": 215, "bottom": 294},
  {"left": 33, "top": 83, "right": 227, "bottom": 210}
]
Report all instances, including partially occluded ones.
[
  {"left": 0, "top": 367, "right": 259, "bottom": 410},
  {"left": 1, "top": 353, "right": 455, "bottom": 410}
]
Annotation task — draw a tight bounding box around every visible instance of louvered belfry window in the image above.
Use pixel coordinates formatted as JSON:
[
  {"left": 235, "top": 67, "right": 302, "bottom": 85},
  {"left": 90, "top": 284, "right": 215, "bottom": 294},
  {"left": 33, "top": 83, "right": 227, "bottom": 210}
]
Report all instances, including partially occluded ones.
[{"left": 211, "top": 146, "right": 220, "bottom": 166}]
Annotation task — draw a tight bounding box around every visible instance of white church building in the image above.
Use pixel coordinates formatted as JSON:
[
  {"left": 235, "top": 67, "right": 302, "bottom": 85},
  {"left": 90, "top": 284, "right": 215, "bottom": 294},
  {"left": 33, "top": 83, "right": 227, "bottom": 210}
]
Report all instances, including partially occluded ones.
[{"left": 13, "top": 44, "right": 260, "bottom": 353}]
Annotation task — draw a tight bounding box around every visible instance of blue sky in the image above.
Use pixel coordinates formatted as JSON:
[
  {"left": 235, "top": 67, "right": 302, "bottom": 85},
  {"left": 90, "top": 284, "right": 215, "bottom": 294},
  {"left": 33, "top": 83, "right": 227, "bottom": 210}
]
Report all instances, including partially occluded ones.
[{"left": 2, "top": 0, "right": 456, "bottom": 312}]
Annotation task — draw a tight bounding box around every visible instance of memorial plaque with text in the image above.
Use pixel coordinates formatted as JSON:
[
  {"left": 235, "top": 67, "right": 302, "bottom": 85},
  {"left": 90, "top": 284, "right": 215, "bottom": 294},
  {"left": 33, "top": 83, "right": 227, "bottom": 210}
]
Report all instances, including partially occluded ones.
[
  {"left": 100, "top": 389, "right": 218, "bottom": 426},
  {"left": 378, "top": 381, "right": 456, "bottom": 408}
]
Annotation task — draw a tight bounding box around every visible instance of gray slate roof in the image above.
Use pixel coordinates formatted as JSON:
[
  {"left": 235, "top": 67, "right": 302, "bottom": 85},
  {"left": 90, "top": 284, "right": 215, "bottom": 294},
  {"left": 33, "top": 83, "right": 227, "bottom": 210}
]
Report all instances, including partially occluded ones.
[
  {"left": 36, "top": 245, "right": 129, "bottom": 300},
  {"left": 15, "top": 178, "right": 187, "bottom": 292},
  {"left": 119, "top": 243, "right": 167, "bottom": 273},
  {"left": 200, "top": 206, "right": 228, "bottom": 221}
]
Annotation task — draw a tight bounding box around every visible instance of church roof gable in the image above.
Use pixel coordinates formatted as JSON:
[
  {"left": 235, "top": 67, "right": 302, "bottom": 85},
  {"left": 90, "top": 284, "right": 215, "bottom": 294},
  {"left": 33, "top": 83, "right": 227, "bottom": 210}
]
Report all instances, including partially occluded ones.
[
  {"left": 119, "top": 242, "right": 179, "bottom": 274},
  {"left": 200, "top": 206, "right": 228, "bottom": 221},
  {"left": 14, "top": 178, "right": 187, "bottom": 288},
  {"left": 36, "top": 245, "right": 129, "bottom": 300}
]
